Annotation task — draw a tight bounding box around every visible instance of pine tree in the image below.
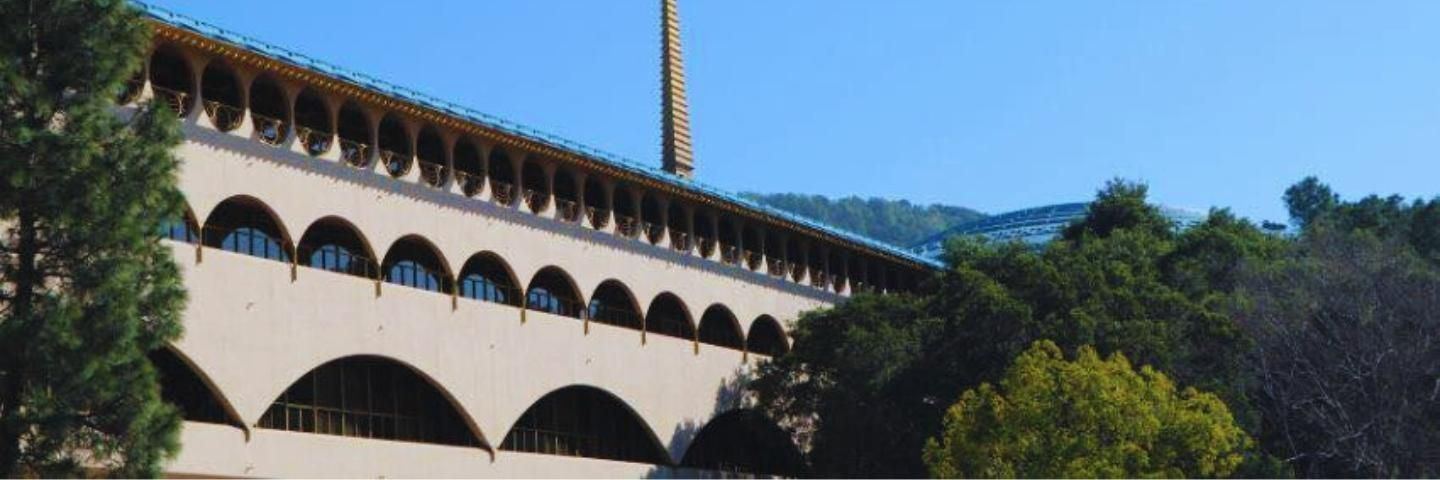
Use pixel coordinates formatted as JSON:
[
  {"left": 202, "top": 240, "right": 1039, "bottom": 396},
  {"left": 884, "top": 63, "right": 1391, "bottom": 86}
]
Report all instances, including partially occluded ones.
[{"left": 0, "top": 0, "right": 187, "bottom": 476}]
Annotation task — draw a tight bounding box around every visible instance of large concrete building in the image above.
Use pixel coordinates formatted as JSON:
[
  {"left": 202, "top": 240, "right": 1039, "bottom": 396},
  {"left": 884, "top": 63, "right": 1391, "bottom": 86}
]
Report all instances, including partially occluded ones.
[{"left": 128, "top": 1, "right": 937, "bottom": 477}]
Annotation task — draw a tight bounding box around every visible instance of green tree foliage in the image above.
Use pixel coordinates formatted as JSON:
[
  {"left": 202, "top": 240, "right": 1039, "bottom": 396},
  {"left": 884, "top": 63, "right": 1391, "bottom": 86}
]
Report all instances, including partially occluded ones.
[
  {"left": 743, "top": 193, "right": 985, "bottom": 247},
  {"left": 923, "top": 340, "right": 1252, "bottom": 478},
  {"left": 0, "top": 0, "right": 187, "bottom": 476},
  {"left": 1284, "top": 175, "right": 1440, "bottom": 262}
]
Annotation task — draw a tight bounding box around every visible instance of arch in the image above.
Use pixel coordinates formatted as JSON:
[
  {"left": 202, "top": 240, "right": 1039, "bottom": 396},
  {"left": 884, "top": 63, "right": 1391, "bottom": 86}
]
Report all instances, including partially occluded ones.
[
  {"left": 583, "top": 176, "right": 609, "bottom": 229},
  {"left": 742, "top": 224, "right": 764, "bottom": 270},
  {"left": 525, "top": 266, "right": 584, "bottom": 318},
  {"left": 378, "top": 114, "right": 412, "bottom": 177},
  {"left": 201, "top": 195, "right": 292, "bottom": 262},
  {"left": 337, "top": 102, "right": 370, "bottom": 167},
  {"left": 501, "top": 385, "right": 669, "bottom": 465},
  {"left": 293, "top": 88, "right": 332, "bottom": 156},
  {"left": 830, "top": 250, "right": 849, "bottom": 294},
  {"left": 248, "top": 75, "right": 288, "bottom": 146},
  {"left": 697, "top": 304, "right": 744, "bottom": 351},
  {"left": 787, "top": 237, "right": 806, "bottom": 282},
  {"left": 520, "top": 160, "right": 550, "bottom": 214},
  {"left": 149, "top": 346, "right": 245, "bottom": 430},
  {"left": 764, "top": 230, "right": 785, "bottom": 277},
  {"left": 747, "top": 315, "right": 789, "bottom": 357},
  {"left": 694, "top": 209, "right": 716, "bottom": 258},
  {"left": 453, "top": 140, "right": 484, "bottom": 197},
  {"left": 809, "top": 243, "right": 827, "bottom": 289},
  {"left": 380, "top": 235, "right": 452, "bottom": 294},
  {"left": 645, "top": 292, "right": 695, "bottom": 341},
  {"left": 641, "top": 193, "right": 664, "bottom": 244},
  {"left": 415, "top": 126, "right": 448, "bottom": 187},
  {"left": 613, "top": 184, "right": 638, "bottom": 237},
  {"left": 297, "top": 216, "right": 377, "bottom": 279},
  {"left": 161, "top": 203, "right": 199, "bottom": 244},
  {"left": 587, "top": 279, "right": 642, "bottom": 330},
  {"left": 148, "top": 47, "right": 193, "bottom": 116},
  {"left": 256, "top": 355, "right": 487, "bottom": 449},
  {"left": 667, "top": 201, "right": 691, "bottom": 252},
  {"left": 199, "top": 61, "right": 243, "bottom": 131},
  {"left": 553, "top": 169, "right": 580, "bottom": 222},
  {"left": 457, "top": 251, "right": 520, "bottom": 307},
  {"left": 488, "top": 148, "right": 516, "bottom": 206},
  {"left": 680, "top": 409, "right": 807, "bottom": 477}
]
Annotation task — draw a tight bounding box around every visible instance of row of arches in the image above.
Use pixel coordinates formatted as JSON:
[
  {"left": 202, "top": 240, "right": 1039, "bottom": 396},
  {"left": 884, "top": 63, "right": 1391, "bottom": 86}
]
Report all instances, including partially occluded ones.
[
  {"left": 166, "top": 195, "right": 791, "bottom": 357},
  {"left": 132, "top": 42, "right": 924, "bottom": 297},
  {"left": 153, "top": 349, "right": 806, "bottom": 476}
]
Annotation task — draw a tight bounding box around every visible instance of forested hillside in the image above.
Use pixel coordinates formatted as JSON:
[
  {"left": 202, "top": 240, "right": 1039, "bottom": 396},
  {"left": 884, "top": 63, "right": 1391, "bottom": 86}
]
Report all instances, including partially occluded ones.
[{"left": 743, "top": 193, "right": 985, "bottom": 247}]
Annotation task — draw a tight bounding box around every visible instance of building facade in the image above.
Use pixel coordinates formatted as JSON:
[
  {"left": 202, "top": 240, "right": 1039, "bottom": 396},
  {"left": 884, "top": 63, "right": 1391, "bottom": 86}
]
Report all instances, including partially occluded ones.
[{"left": 129, "top": 3, "right": 936, "bottom": 477}]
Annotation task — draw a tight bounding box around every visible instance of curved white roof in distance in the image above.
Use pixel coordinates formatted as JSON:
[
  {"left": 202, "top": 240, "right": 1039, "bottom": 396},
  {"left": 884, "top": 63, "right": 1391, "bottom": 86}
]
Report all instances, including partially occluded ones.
[{"left": 909, "top": 202, "right": 1207, "bottom": 260}]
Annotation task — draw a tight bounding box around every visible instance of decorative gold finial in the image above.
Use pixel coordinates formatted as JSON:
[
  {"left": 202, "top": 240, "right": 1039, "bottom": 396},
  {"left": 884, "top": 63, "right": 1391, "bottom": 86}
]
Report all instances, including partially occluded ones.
[{"left": 661, "top": 0, "right": 694, "bottom": 178}]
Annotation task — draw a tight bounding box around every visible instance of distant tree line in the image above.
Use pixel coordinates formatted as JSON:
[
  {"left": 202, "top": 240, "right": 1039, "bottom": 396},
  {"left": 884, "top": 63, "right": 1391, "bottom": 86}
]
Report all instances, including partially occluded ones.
[
  {"left": 743, "top": 193, "right": 985, "bottom": 248},
  {"left": 751, "top": 177, "right": 1440, "bottom": 478}
]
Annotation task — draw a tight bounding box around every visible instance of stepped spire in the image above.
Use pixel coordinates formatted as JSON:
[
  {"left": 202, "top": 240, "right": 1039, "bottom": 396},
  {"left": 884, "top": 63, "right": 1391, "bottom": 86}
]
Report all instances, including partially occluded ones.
[{"left": 660, "top": 0, "right": 694, "bottom": 178}]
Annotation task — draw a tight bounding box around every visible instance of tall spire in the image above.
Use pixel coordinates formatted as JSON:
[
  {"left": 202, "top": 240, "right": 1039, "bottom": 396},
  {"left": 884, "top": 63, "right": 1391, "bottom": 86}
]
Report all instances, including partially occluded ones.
[{"left": 660, "top": 0, "right": 694, "bottom": 178}]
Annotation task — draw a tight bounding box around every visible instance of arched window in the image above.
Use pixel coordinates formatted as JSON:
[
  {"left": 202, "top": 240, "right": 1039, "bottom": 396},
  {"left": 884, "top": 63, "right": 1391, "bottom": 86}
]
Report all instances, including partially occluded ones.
[
  {"left": 199, "top": 61, "right": 242, "bottom": 131},
  {"left": 293, "top": 89, "right": 332, "bottom": 156},
  {"left": 148, "top": 48, "right": 193, "bottom": 117},
  {"left": 694, "top": 209, "right": 716, "bottom": 258},
  {"left": 150, "top": 348, "right": 235, "bottom": 426},
  {"left": 378, "top": 114, "right": 412, "bottom": 178},
  {"left": 809, "top": 243, "right": 827, "bottom": 289},
  {"left": 667, "top": 201, "right": 691, "bottom": 253},
  {"left": 787, "top": 237, "right": 806, "bottom": 282},
  {"left": 160, "top": 205, "right": 199, "bottom": 244},
  {"left": 453, "top": 140, "right": 484, "bottom": 197},
  {"left": 249, "top": 76, "right": 288, "bottom": 146},
  {"left": 501, "top": 386, "right": 667, "bottom": 464},
  {"left": 554, "top": 169, "right": 579, "bottom": 222},
  {"left": 458, "top": 252, "right": 519, "bottom": 306},
  {"left": 641, "top": 194, "right": 664, "bottom": 245},
  {"left": 521, "top": 160, "right": 550, "bottom": 214},
  {"left": 680, "top": 409, "right": 806, "bottom": 477},
  {"left": 257, "top": 356, "right": 483, "bottom": 447},
  {"left": 525, "top": 266, "right": 583, "bottom": 318},
  {"left": 588, "top": 280, "right": 641, "bottom": 330},
  {"left": 698, "top": 305, "right": 743, "bottom": 350},
  {"left": 764, "top": 231, "right": 785, "bottom": 277},
  {"left": 645, "top": 293, "right": 694, "bottom": 341},
  {"left": 718, "top": 217, "right": 738, "bottom": 265},
  {"left": 337, "top": 103, "right": 370, "bottom": 168},
  {"left": 416, "top": 126, "right": 447, "bottom": 187},
  {"left": 488, "top": 149, "right": 516, "bottom": 206},
  {"left": 849, "top": 256, "right": 868, "bottom": 293},
  {"left": 381, "top": 235, "right": 451, "bottom": 293},
  {"left": 202, "top": 196, "right": 291, "bottom": 262},
  {"left": 584, "top": 176, "right": 610, "bottom": 229},
  {"left": 297, "top": 217, "right": 376, "bottom": 278},
  {"left": 613, "top": 185, "right": 638, "bottom": 238},
  {"left": 747, "top": 315, "right": 789, "bottom": 357},
  {"left": 742, "top": 225, "right": 763, "bottom": 270},
  {"left": 831, "top": 250, "right": 848, "bottom": 294}
]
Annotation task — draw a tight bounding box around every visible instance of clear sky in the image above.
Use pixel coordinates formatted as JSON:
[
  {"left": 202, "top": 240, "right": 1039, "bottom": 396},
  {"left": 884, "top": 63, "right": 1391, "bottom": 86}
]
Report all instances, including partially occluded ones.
[{"left": 144, "top": 0, "right": 1440, "bottom": 222}]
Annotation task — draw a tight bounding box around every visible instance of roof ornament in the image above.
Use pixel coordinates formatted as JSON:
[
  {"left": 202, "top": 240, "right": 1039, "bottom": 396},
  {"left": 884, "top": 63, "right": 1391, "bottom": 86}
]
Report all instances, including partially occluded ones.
[{"left": 660, "top": 0, "right": 694, "bottom": 179}]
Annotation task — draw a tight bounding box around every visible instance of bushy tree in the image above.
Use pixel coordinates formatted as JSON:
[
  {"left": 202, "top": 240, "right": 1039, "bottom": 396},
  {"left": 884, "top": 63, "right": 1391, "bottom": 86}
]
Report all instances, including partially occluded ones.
[
  {"left": 743, "top": 192, "right": 985, "bottom": 247},
  {"left": 0, "top": 0, "right": 186, "bottom": 476},
  {"left": 923, "top": 340, "right": 1252, "bottom": 478}
]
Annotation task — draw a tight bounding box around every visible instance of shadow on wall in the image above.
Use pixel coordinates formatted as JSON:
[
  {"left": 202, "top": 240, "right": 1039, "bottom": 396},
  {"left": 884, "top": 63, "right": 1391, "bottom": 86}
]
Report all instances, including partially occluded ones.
[{"left": 644, "top": 367, "right": 808, "bottom": 479}]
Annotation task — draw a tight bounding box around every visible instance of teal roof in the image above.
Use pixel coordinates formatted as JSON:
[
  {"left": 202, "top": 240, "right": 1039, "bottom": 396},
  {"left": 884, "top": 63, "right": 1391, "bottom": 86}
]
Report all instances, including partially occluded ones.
[{"left": 133, "top": 1, "right": 941, "bottom": 270}]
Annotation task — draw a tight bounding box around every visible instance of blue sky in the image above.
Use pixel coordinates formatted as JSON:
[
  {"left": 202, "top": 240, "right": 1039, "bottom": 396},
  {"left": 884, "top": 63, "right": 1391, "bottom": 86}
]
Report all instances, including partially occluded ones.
[{"left": 146, "top": 1, "right": 1440, "bottom": 222}]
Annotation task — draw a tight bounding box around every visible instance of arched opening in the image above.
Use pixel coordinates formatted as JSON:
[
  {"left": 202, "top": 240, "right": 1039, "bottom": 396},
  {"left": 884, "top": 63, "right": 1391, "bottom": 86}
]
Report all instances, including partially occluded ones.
[
  {"left": 453, "top": 140, "right": 484, "bottom": 197},
  {"left": 199, "top": 61, "right": 243, "bottom": 131},
  {"left": 849, "top": 256, "right": 868, "bottom": 293},
  {"left": 613, "top": 185, "right": 638, "bottom": 238},
  {"left": 694, "top": 209, "right": 716, "bottom": 258},
  {"left": 148, "top": 47, "right": 193, "bottom": 117},
  {"left": 257, "top": 356, "right": 484, "bottom": 448},
  {"left": 747, "top": 315, "right": 789, "bottom": 357},
  {"left": 718, "top": 217, "right": 738, "bottom": 265},
  {"left": 381, "top": 235, "right": 451, "bottom": 294},
  {"left": 698, "top": 304, "right": 743, "bottom": 351},
  {"left": 787, "top": 237, "right": 806, "bottom": 282},
  {"left": 831, "top": 250, "right": 848, "bottom": 294},
  {"left": 149, "top": 348, "right": 239, "bottom": 427},
  {"left": 458, "top": 252, "right": 520, "bottom": 307},
  {"left": 488, "top": 149, "right": 516, "bottom": 206},
  {"left": 742, "top": 225, "right": 763, "bottom": 270},
  {"left": 667, "top": 201, "right": 691, "bottom": 253},
  {"left": 297, "top": 217, "right": 376, "bottom": 279},
  {"left": 680, "top": 409, "right": 807, "bottom": 477},
  {"left": 202, "top": 196, "right": 291, "bottom": 262},
  {"left": 645, "top": 293, "right": 694, "bottom": 341},
  {"left": 525, "top": 266, "right": 583, "bottom": 318},
  {"left": 378, "top": 114, "right": 412, "bottom": 178},
  {"left": 416, "top": 126, "right": 447, "bottom": 187},
  {"left": 764, "top": 231, "right": 785, "bottom": 277},
  {"left": 248, "top": 76, "right": 288, "bottom": 146},
  {"left": 554, "top": 169, "right": 580, "bottom": 222},
  {"left": 641, "top": 194, "right": 664, "bottom": 245},
  {"left": 337, "top": 103, "right": 370, "bottom": 167},
  {"left": 501, "top": 386, "right": 667, "bottom": 465},
  {"left": 521, "top": 160, "right": 550, "bottom": 214},
  {"left": 809, "top": 243, "right": 827, "bottom": 289},
  {"left": 293, "top": 88, "right": 332, "bottom": 156},
  {"left": 587, "top": 280, "right": 642, "bottom": 330},
  {"left": 161, "top": 205, "right": 199, "bottom": 244},
  {"left": 584, "top": 177, "right": 610, "bottom": 229}
]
